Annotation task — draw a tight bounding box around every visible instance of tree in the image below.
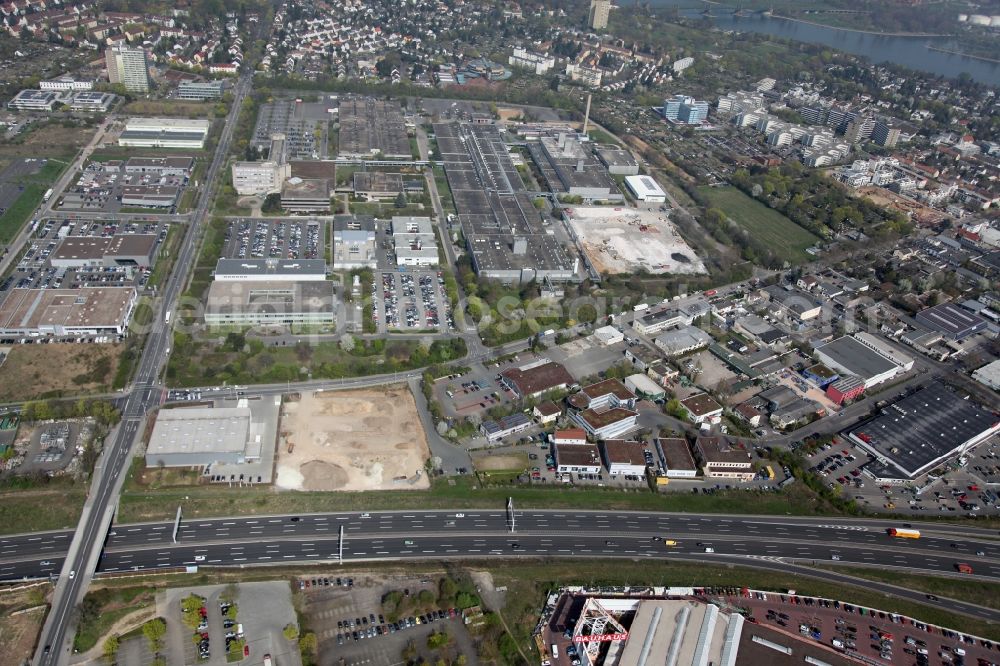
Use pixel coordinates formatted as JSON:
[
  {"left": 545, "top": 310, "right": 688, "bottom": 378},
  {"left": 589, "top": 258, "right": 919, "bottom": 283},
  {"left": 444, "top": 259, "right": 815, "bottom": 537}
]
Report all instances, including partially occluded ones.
[
  {"left": 282, "top": 623, "right": 299, "bottom": 640},
  {"left": 427, "top": 630, "right": 452, "bottom": 649},
  {"left": 299, "top": 632, "right": 317, "bottom": 656},
  {"left": 103, "top": 635, "right": 120, "bottom": 660},
  {"left": 394, "top": 192, "right": 408, "bottom": 208},
  {"left": 142, "top": 618, "right": 167, "bottom": 651}
]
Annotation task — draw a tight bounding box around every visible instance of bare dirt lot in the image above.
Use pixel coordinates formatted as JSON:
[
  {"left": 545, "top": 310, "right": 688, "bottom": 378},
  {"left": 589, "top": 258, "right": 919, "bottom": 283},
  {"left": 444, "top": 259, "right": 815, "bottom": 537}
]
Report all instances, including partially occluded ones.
[
  {"left": 0, "top": 343, "right": 122, "bottom": 402},
  {"left": 276, "top": 386, "right": 430, "bottom": 492},
  {"left": 473, "top": 454, "right": 528, "bottom": 471}
]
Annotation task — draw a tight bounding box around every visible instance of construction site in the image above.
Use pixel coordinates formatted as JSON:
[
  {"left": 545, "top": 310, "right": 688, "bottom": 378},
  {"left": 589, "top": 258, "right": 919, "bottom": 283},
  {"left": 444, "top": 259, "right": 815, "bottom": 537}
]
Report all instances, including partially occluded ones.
[
  {"left": 564, "top": 206, "right": 707, "bottom": 276},
  {"left": 275, "top": 386, "right": 430, "bottom": 492}
]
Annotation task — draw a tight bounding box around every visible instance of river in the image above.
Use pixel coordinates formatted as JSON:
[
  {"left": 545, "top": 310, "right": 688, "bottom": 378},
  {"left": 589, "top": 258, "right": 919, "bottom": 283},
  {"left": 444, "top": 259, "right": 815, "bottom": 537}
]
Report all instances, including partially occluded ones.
[{"left": 648, "top": 0, "right": 1000, "bottom": 87}]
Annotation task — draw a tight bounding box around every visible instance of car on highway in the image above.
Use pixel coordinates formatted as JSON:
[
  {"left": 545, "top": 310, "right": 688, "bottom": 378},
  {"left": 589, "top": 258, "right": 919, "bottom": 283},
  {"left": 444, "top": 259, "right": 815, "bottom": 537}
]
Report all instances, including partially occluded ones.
[
  {"left": 194, "top": 555, "right": 206, "bottom": 562},
  {"left": 68, "top": 570, "right": 75, "bottom": 579},
  {"left": 404, "top": 540, "right": 414, "bottom": 545}
]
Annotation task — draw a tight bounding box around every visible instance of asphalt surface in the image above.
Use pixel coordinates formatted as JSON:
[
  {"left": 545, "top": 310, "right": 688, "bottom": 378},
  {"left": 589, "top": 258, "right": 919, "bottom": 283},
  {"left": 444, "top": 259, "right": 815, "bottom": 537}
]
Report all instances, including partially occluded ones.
[
  {"left": 7, "top": 511, "right": 1000, "bottom": 626},
  {"left": 31, "top": 45, "right": 262, "bottom": 666}
]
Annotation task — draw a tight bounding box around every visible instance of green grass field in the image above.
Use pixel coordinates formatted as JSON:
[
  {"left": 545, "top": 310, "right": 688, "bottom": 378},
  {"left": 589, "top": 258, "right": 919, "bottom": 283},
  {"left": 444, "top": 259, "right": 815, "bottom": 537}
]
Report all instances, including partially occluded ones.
[
  {"left": 700, "top": 186, "right": 819, "bottom": 264},
  {"left": 117, "top": 474, "right": 842, "bottom": 525}
]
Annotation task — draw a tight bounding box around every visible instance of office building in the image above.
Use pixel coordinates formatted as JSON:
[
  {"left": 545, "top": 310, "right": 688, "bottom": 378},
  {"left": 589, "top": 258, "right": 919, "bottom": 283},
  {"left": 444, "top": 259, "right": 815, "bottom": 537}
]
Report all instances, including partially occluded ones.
[
  {"left": 105, "top": 45, "right": 150, "bottom": 93},
  {"left": 40, "top": 76, "right": 94, "bottom": 91},
  {"left": 280, "top": 177, "right": 330, "bottom": 213},
  {"left": 177, "top": 80, "right": 225, "bottom": 100},
  {"left": 204, "top": 281, "right": 337, "bottom": 326},
  {"left": 662, "top": 94, "right": 709, "bottom": 125},
  {"left": 333, "top": 216, "right": 378, "bottom": 269},
  {"left": 391, "top": 216, "right": 439, "bottom": 267},
  {"left": 68, "top": 91, "right": 116, "bottom": 112},
  {"left": 213, "top": 258, "right": 327, "bottom": 282},
  {"left": 7, "top": 89, "right": 65, "bottom": 111},
  {"left": 589, "top": 0, "right": 611, "bottom": 29},
  {"left": 695, "top": 436, "right": 754, "bottom": 481}
]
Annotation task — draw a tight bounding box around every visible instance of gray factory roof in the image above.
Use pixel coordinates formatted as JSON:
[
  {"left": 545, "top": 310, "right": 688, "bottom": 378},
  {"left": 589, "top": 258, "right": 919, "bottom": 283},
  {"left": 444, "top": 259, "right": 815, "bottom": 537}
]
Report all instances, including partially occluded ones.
[
  {"left": 848, "top": 383, "right": 1000, "bottom": 478},
  {"left": 816, "top": 336, "right": 897, "bottom": 380},
  {"left": 915, "top": 303, "right": 988, "bottom": 339},
  {"left": 147, "top": 407, "right": 250, "bottom": 458}
]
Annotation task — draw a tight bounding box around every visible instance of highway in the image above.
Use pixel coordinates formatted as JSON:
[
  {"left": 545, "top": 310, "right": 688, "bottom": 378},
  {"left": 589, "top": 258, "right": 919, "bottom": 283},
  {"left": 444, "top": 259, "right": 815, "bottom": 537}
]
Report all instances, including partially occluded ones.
[
  {"left": 31, "top": 32, "right": 263, "bottom": 665},
  {"left": 7, "top": 511, "right": 1000, "bottom": 626}
]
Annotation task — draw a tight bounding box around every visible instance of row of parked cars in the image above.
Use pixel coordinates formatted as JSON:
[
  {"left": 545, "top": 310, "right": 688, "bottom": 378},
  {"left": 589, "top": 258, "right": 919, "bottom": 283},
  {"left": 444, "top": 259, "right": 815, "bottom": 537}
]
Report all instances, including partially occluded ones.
[{"left": 336, "top": 608, "right": 460, "bottom": 646}]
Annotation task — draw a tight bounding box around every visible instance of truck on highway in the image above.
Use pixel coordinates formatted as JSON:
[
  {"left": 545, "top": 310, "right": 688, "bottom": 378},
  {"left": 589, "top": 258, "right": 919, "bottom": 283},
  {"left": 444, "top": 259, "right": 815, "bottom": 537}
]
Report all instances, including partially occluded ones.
[
  {"left": 887, "top": 528, "right": 921, "bottom": 539},
  {"left": 956, "top": 563, "right": 973, "bottom": 574},
  {"left": 263, "top": 655, "right": 272, "bottom": 666},
  {"left": 164, "top": 310, "right": 171, "bottom": 325},
  {"left": 43, "top": 188, "right": 53, "bottom": 203}
]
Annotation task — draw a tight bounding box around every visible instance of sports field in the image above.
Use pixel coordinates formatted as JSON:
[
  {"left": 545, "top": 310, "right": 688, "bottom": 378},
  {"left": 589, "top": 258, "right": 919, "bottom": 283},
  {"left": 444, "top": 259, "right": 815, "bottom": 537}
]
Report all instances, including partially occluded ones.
[{"left": 700, "top": 186, "right": 819, "bottom": 264}]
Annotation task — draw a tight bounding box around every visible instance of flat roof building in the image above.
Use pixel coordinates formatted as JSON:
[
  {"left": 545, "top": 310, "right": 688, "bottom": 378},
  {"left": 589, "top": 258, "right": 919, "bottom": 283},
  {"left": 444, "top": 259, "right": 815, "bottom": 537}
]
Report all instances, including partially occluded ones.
[
  {"left": 232, "top": 160, "right": 290, "bottom": 196},
  {"left": 499, "top": 360, "right": 574, "bottom": 399},
  {"left": 656, "top": 437, "right": 698, "bottom": 478},
  {"left": 480, "top": 412, "right": 532, "bottom": 442},
  {"left": 654, "top": 326, "right": 712, "bottom": 357},
  {"left": 600, "top": 439, "right": 647, "bottom": 476},
  {"left": 337, "top": 97, "right": 410, "bottom": 159},
  {"left": 333, "top": 216, "right": 377, "bottom": 269},
  {"left": 177, "top": 80, "right": 226, "bottom": 100},
  {"left": 204, "top": 281, "right": 336, "bottom": 327},
  {"left": 8, "top": 89, "right": 65, "bottom": 111},
  {"left": 554, "top": 442, "right": 603, "bottom": 474},
  {"left": 972, "top": 359, "right": 1000, "bottom": 391},
  {"left": 531, "top": 132, "right": 622, "bottom": 201},
  {"left": 0, "top": 287, "right": 136, "bottom": 336},
  {"left": 68, "top": 91, "right": 116, "bottom": 112},
  {"left": 568, "top": 378, "right": 636, "bottom": 411},
  {"left": 50, "top": 234, "right": 158, "bottom": 269},
  {"left": 595, "top": 148, "right": 640, "bottom": 175},
  {"left": 849, "top": 383, "right": 1000, "bottom": 480},
  {"left": 625, "top": 373, "right": 666, "bottom": 401},
  {"left": 353, "top": 171, "right": 404, "bottom": 199},
  {"left": 118, "top": 117, "right": 210, "bottom": 149},
  {"left": 815, "top": 335, "right": 907, "bottom": 390},
  {"left": 146, "top": 406, "right": 251, "bottom": 468},
  {"left": 281, "top": 177, "right": 330, "bottom": 213},
  {"left": 695, "top": 436, "right": 754, "bottom": 481},
  {"left": 392, "top": 216, "right": 439, "bottom": 267},
  {"left": 915, "top": 303, "right": 989, "bottom": 340},
  {"left": 120, "top": 184, "right": 180, "bottom": 208},
  {"left": 573, "top": 406, "right": 639, "bottom": 440},
  {"left": 624, "top": 175, "right": 667, "bottom": 203},
  {"left": 125, "top": 156, "right": 194, "bottom": 176}
]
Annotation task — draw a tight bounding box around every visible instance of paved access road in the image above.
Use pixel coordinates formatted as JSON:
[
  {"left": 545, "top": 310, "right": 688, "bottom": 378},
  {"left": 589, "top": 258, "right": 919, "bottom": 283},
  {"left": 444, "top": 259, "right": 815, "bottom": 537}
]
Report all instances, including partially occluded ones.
[{"left": 6, "top": 511, "right": 1000, "bottom": 625}]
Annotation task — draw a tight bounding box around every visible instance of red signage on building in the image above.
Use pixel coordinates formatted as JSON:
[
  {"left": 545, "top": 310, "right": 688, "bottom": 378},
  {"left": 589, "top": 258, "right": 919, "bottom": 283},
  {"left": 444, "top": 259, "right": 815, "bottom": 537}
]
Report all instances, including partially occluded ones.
[{"left": 573, "top": 632, "right": 629, "bottom": 643}]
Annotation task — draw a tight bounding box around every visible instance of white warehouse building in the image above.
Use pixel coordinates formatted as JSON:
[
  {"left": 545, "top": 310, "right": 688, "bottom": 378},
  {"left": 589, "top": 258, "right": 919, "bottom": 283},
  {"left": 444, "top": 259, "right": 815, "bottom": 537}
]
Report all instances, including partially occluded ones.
[{"left": 624, "top": 175, "right": 667, "bottom": 203}]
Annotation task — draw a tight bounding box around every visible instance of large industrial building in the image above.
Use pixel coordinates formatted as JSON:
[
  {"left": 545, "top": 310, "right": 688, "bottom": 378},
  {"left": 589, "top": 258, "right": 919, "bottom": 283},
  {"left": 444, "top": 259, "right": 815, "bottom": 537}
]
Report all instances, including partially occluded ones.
[
  {"left": 0, "top": 287, "right": 136, "bottom": 337},
  {"left": 915, "top": 303, "right": 989, "bottom": 341},
  {"left": 848, "top": 382, "right": 1000, "bottom": 480},
  {"left": 337, "top": 97, "right": 410, "bottom": 159},
  {"left": 146, "top": 406, "right": 252, "bottom": 468},
  {"left": 105, "top": 45, "right": 150, "bottom": 93},
  {"left": 49, "top": 234, "right": 158, "bottom": 269},
  {"left": 815, "top": 335, "right": 912, "bottom": 389},
  {"left": 333, "top": 216, "right": 378, "bottom": 269},
  {"left": 204, "top": 281, "right": 337, "bottom": 326},
  {"left": 435, "top": 122, "right": 576, "bottom": 283},
  {"left": 118, "top": 117, "right": 210, "bottom": 149},
  {"left": 529, "top": 132, "right": 622, "bottom": 202}
]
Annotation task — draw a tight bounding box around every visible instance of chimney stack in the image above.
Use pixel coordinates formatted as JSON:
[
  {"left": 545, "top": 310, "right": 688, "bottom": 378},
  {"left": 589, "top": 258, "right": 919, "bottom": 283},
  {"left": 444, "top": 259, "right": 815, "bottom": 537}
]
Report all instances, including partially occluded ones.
[{"left": 583, "top": 93, "right": 592, "bottom": 136}]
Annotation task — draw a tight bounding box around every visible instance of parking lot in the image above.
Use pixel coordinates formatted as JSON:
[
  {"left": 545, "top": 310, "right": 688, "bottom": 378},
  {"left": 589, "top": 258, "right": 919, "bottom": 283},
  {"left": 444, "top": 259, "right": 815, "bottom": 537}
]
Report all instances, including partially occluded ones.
[
  {"left": 222, "top": 218, "right": 325, "bottom": 260},
  {"left": 302, "top": 574, "right": 478, "bottom": 665},
  {"left": 54, "top": 157, "right": 194, "bottom": 214},
  {"left": 373, "top": 270, "right": 451, "bottom": 332},
  {"left": 0, "top": 218, "right": 169, "bottom": 300},
  {"left": 727, "top": 588, "right": 1000, "bottom": 666}
]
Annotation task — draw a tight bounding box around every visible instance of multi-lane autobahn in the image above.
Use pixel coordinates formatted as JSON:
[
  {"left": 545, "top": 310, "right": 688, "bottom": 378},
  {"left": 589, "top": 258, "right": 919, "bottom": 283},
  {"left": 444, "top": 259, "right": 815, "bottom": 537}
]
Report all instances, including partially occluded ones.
[{"left": 6, "top": 511, "right": 1000, "bottom": 625}]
